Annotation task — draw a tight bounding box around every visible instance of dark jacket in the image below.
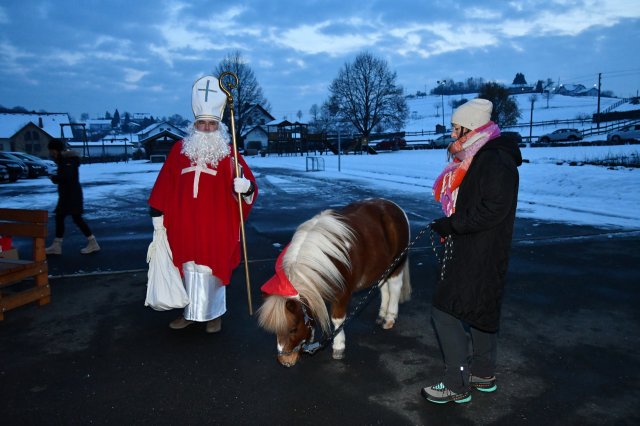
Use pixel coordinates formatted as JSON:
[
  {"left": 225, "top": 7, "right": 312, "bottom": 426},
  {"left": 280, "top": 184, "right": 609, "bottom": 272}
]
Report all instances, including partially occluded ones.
[
  {"left": 433, "top": 133, "right": 522, "bottom": 332},
  {"left": 51, "top": 150, "right": 84, "bottom": 215}
]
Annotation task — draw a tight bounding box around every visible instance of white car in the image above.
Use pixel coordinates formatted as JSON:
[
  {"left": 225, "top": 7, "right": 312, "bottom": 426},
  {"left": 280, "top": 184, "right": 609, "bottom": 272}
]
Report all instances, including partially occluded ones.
[
  {"left": 431, "top": 134, "right": 454, "bottom": 148},
  {"left": 607, "top": 124, "right": 640, "bottom": 142},
  {"left": 537, "top": 128, "right": 583, "bottom": 143}
]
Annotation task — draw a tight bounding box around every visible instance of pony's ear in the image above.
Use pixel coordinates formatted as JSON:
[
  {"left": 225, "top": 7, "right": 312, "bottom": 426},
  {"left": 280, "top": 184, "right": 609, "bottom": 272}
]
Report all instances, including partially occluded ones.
[{"left": 285, "top": 299, "right": 298, "bottom": 314}]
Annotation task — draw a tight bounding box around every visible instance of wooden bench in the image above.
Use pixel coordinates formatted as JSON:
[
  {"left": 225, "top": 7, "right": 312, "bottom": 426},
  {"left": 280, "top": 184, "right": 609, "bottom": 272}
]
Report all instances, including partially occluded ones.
[{"left": 0, "top": 208, "right": 50, "bottom": 320}]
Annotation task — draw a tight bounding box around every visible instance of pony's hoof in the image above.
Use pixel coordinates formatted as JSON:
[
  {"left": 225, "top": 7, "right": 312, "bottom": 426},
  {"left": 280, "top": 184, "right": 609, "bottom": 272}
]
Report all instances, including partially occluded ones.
[
  {"left": 382, "top": 318, "right": 395, "bottom": 329},
  {"left": 375, "top": 316, "right": 385, "bottom": 325},
  {"left": 332, "top": 349, "right": 345, "bottom": 359}
]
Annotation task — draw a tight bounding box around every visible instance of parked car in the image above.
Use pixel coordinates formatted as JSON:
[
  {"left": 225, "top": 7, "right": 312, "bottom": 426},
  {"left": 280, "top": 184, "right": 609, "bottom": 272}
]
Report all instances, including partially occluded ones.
[
  {"left": 431, "top": 134, "right": 454, "bottom": 148},
  {"left": 502, "top": 131, "right": 523, "bottom": 145},
  {"left": 0, "top": 164, "right": 10, "bottom": 182},
  {"left": 0, "top": 158, "right": 28, "bottom": 181},
  {"left": 0, "top": 152, "right": 47, "bottom": 178},
  {"left": 537, "top": 128, "right": 583, "bottom": 143},
  {"left": 7, "top": 151, "right": 56, "bottom": 175},
  {"left": 375, "top": 138, "right": 406, "bottom": 151},
  {"left": 607, "top": 124, "right": 640, "bottom": 142}
]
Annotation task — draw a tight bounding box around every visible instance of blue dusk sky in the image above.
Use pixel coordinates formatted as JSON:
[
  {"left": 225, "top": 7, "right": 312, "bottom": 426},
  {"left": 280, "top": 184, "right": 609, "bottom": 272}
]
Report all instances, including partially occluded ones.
[{"left": 1, "top": 0, "right": 639, "bottom": 122}]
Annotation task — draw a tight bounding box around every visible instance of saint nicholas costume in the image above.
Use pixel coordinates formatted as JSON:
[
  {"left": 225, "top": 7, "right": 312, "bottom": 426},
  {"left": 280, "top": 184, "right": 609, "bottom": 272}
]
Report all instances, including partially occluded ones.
[{"left": 146, "top": 75, "right": 257, "bottom": 328}]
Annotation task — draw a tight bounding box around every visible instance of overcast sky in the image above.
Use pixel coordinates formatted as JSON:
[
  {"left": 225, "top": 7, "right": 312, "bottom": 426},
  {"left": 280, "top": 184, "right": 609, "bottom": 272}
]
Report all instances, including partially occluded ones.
[{"left": 1, "top": 0, "right": 639, "bottom": 122}]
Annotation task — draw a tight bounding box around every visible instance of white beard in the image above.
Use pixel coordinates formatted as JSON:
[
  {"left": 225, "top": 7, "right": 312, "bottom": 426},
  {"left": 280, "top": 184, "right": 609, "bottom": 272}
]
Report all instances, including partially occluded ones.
[{"left": 181, "top": 122, "right": 231, "bottom": 168}]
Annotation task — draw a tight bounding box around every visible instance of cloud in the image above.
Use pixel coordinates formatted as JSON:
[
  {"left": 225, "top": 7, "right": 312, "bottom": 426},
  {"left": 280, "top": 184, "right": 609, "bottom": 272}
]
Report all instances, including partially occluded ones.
[
  {"left": 150, "top": 3, "right": 252, "bottom": 65},
  {"left": 54, "top": 50, "right": 86, "bottom": 66},
  {"left": 463, "top": 7, "right": 503, "bottom": 20},
  {"left": 383, "top": 0, "right": 640, "bottom": 59},
  {"left": 0, "top": 40, "right": 37, "bottom": 82},
  {"left": 274, "top": 21, "right": 381, "bottom": 56},
  {"left": 123, "top": 68, "right": 148, "bottom": 84}
]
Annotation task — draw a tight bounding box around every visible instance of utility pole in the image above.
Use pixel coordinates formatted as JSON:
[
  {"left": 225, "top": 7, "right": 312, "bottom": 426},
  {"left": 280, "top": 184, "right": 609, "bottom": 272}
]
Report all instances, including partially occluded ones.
[
  {"left": 528, "top": 94, "right": 538, "bottom": 145},
  {"left": 437, "top": 80, "right": 447, "bottom": 131},
  {"left": 596, "top": 72, "right": 602, "bottom": 129}
]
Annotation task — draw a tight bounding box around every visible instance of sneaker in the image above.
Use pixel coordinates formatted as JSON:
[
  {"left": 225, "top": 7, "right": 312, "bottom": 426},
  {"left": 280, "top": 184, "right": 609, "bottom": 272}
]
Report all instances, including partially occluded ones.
[
  {"left": 421, "top": 382, "right": 471, "bottom": 404},
  {"left": 169, "top": 317, "right": 194, "bottom": 330},
  {"left": 205, "top": 317, "right": 222, "bottom": 334},
  {"left": 470, "top": 375, "right": 497, "bottom": 392}
]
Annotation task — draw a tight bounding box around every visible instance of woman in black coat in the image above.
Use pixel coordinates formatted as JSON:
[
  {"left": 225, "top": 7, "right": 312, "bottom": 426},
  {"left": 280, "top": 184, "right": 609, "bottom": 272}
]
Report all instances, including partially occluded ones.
[
  {"left": 45, "top": 139, "right": 100, "bottom": 256},
  {"left": 422, "top": 99, "right": 522, "bottom": 404}
]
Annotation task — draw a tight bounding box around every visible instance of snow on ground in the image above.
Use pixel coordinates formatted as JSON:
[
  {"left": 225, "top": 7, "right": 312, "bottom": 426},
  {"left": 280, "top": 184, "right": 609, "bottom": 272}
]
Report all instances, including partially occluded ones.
[
  {"left": 2, "top": 144, "right": 638, "bottom": 231},
  {"left": 2, "top": 93, "right": 638, "bottom": 230}
]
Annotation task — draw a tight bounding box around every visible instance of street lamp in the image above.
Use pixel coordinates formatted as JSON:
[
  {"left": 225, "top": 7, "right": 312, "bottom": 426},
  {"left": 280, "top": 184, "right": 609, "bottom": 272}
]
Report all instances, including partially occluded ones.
[{"left": 437, "top": 80, "right": 447, "bottom": 131}]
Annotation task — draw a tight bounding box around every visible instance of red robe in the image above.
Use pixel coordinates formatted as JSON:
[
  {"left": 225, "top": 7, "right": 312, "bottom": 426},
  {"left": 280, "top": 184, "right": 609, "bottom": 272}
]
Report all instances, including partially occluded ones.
[{"left": 148, "top": 141, "right": 257, "bottom": 285}]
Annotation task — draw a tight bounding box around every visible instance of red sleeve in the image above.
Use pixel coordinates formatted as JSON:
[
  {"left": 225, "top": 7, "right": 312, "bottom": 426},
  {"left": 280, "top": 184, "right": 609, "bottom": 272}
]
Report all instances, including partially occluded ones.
[{"left": 148, "top": 142, "right": 182, "bottom": 213}]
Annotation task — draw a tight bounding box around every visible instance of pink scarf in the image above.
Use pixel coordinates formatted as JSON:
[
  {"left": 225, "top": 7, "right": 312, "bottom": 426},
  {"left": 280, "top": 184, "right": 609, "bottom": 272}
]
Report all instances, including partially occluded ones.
[{"left": 432, "top": 121, "right": 501, "bottom": 216}]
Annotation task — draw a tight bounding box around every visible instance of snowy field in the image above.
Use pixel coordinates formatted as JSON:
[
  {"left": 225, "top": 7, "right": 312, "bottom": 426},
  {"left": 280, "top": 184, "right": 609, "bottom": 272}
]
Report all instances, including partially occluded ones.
[
  {"left": 404, "top": 93, "right": 636, "bottom": 137},
  {"left": 2, "top": 144, "right": 639, "bottom": 230}
]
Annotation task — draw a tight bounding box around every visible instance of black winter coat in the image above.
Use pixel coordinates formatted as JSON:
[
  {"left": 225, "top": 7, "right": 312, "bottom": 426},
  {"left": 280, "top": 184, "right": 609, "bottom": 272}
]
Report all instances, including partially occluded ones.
[
  {"left": 51, "top": 150, "right": 84, "bottom": 215},
  {"left": 433, "top": 133, "right": 522, "bottom": 332}
]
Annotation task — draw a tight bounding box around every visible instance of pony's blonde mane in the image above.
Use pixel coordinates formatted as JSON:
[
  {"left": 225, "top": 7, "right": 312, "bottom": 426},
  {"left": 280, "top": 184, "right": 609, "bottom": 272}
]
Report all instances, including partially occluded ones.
[{"left": 257, "top": 209, "right": 354, "bottom": 334}]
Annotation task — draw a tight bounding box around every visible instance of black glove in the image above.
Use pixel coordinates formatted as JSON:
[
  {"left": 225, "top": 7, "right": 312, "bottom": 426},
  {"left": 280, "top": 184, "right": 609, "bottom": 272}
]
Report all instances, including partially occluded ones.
[{"left": 430, "top": 217, "right": 454, "bottom": 238}]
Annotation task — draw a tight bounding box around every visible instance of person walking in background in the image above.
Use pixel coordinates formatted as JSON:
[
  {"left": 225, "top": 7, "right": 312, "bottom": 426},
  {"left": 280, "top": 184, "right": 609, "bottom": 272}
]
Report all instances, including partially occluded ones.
[
  {"left": 148, "top": 75, "right": 258, "bottom": 334},
  {"left": 423, "top": 98, "right": 522, "bottom": 404},
  {"left": 45, "top": 138, "right": 100, "bottom": 256}
]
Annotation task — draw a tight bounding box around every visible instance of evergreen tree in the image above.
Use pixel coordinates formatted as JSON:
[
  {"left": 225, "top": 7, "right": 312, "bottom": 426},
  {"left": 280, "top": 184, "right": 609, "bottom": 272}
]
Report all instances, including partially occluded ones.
[
  {"left": 111, "top": 109, "right": 120, "bottom": 127},
  {"left": 478, "top": 82, "right": 520, "bottom": 127},
  {"left": 513, "top": 73, "right": 527, "bottom": 85}
]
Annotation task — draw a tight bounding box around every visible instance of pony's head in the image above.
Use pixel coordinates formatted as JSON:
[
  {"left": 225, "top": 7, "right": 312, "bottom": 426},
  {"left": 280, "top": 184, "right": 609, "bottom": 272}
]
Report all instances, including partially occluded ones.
[
  {"left": 257, "top": 295, "right": 314, "bottom": 367},
  {"left": 257, "top": 209, "right": 354, "bottom": 367}
]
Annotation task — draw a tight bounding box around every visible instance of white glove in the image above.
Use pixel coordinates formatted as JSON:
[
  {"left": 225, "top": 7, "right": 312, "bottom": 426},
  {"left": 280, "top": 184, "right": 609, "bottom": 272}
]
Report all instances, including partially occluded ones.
[
  {"left": 152, "top": 215, "right": 165, "bottom": 230},
  {"left": 234, "top": 177, "right": 252, "bottom": 194}
]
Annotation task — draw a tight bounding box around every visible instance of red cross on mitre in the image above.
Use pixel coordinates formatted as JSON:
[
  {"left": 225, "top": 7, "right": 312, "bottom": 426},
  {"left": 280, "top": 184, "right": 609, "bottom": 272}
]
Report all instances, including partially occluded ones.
[{"left": 191, "top": 75, "right": 227, "bottom": 122}]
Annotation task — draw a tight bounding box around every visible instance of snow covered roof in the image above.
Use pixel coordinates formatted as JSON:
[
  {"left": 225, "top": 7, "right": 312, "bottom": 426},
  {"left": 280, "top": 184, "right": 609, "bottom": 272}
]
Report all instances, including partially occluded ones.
[
  {"left": 242, "top": 125, "right": 268, "bottom": 137},
  {"left": 0, "top": 112, "right": 71, "bottom": 139}
]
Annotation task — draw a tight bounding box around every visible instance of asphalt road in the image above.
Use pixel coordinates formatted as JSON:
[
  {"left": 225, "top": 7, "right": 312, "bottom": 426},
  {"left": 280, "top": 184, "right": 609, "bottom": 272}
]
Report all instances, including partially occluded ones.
[{"left": 1, "top": 164, "right": 639, "bottom": 425}]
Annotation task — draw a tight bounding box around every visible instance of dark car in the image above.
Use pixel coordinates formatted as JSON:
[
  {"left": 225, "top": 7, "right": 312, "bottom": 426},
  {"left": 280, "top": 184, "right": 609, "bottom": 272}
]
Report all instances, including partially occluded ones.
[
  {"left": 502, "top": 131, "right": 523, "bottom": 145},
  {"left": 7, "top": 151, "right": 56, "bottom": 176},
  {"left": 375, "top": 138, "right": 406, "bottom": 151},
  {"left": 0, "top": 152, "right": 47, "bottom": 178},
  {"left": 0, "top": 164, "right": 10, "bottom": 182},
  {"left": 0, "top": 158, "right": 27, "bottom": 181}
]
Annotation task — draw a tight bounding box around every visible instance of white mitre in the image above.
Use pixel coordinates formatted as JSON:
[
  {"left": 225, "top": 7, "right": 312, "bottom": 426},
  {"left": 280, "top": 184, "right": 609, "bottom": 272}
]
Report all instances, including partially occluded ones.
[{"left": 191, "top": 75, "right": 227, "bottom": 121}]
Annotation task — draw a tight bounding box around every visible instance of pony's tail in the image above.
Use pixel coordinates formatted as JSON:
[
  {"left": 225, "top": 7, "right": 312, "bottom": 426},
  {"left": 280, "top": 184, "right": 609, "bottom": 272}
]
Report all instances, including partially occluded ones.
[{"left": 399, "top": 256, "right": 411, "bottom": 303}]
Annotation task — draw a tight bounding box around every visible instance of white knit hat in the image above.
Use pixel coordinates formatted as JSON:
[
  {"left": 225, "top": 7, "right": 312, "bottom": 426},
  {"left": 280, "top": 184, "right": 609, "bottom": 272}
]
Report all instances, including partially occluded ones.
[
  {"left": 191, "top": 75, "right": 227, "bottom": 121},
  {"left": 451, "top": 98, "right": 493, "bottom": 131}
]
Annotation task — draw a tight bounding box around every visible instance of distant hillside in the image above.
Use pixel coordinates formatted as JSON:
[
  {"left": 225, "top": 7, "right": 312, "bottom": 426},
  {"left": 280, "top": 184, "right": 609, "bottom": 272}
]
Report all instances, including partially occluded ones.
[{"left": 404, "top": 93, "right": 637, "bottom": 140}]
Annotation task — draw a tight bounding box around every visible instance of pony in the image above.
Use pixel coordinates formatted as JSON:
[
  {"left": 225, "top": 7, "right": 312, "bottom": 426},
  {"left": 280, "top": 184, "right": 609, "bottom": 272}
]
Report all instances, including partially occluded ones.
[{"left": 257, "top": 198, "right": 411, "bottom": 367}]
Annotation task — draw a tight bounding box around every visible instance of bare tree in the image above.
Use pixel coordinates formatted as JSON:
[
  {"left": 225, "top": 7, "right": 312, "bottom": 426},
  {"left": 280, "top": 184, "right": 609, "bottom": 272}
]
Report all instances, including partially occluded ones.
[
  {"left": 326, "top": 52, "right": 408, "bottom": 143},
  {"left": 214, "top": 51, "right": 270, "bottom": 147}
]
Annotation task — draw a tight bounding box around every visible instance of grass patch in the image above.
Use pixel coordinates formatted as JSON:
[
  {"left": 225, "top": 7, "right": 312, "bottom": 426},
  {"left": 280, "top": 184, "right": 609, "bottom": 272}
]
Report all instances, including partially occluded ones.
[{"left": 580, "top": 151, "right": 640, "bottom": 168}]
